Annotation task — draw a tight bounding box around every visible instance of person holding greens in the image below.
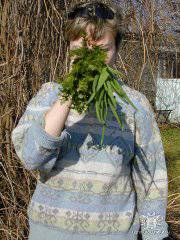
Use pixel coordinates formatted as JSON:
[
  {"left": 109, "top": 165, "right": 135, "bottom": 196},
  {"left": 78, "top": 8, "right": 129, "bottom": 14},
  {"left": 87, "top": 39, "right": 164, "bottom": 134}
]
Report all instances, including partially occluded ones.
[{"left": 11, "top": 1, "right": 169, "bottom": 240}]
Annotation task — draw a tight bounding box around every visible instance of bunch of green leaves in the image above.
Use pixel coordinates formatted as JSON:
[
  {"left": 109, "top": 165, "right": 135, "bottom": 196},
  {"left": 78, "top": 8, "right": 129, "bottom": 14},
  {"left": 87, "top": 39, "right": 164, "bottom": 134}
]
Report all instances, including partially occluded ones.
[
  {"left": 56, "top": 34, "right": 138, "bottom": 145},
  {"left": 57, "top": 36, "right": 108, "bottom": 113}
]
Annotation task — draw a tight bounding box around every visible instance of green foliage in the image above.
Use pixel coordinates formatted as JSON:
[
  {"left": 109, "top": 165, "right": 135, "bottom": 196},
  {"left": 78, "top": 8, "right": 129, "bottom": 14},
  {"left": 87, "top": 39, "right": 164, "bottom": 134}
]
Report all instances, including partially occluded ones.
[
  {"left": 160, "top": 126, "right": 180, "bottom": 193},
  {"left": 56, "top": 35, "right": 138, "bottom": 145}
]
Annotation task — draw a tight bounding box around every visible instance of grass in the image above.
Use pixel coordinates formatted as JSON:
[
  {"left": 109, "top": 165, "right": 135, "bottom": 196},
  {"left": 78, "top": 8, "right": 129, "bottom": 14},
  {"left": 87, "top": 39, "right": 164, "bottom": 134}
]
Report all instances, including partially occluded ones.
[
  {"left": 159, "top": 124, "right": 180, "bottom": 239},
  {"left": 160, "top": 124, "right": 180, "bottom": 192}
]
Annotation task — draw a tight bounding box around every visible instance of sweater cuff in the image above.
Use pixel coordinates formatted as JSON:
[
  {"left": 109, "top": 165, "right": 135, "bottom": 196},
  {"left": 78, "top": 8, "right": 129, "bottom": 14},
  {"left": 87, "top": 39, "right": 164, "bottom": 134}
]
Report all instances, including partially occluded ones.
[
  {"left": 140, "top": 222, "right": 169, "bottom": 240},
  {"left": 31, "top": 121, "right": 70, "bottom": 150}
]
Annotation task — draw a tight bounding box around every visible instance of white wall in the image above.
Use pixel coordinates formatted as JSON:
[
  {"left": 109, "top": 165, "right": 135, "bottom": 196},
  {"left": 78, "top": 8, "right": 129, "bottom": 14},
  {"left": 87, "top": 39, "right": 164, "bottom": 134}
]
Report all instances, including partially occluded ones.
[{"left": 155, "top": 78, "right": 180, "bottom": 123}]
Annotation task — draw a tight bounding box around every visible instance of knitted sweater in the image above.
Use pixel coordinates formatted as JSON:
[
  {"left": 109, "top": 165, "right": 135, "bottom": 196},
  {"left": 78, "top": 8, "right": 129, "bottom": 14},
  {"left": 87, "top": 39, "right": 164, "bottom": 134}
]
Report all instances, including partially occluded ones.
[{"left": 11, "top": 81, "right": 169, "bottom": 240}]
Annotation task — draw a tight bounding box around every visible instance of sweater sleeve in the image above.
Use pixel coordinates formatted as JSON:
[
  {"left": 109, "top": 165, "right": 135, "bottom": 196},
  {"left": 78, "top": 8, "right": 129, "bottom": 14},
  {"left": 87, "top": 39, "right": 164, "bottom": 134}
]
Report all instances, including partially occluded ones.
[
  {"left": 131, "top": 94, "right": 169, "bottom": 240},
  {"left": 11, "top": 82, "right": 71, "bottom": 173}
]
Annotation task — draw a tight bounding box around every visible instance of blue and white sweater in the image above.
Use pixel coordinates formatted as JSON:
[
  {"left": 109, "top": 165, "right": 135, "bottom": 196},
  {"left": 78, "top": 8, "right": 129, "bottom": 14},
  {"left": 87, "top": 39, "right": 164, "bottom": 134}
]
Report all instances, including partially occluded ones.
[{"left": 11, "top": 81, "right": 169, "bottom": 240}]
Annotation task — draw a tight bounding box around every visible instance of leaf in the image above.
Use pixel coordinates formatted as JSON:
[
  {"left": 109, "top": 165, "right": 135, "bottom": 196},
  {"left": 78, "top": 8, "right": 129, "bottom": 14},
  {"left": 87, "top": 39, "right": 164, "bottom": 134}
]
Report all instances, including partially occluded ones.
[
  {"left": 122, "top": 94, "right": 138, "bottom": 111},
  {"left": 99, "top": 92, "right": 106, "bottom": 124},
  {"left": 87, "top": 92, "right": 96, "bottom": 104},
  {"left": 106, "top": 65, "right": 125, "bottom": 79},
  {"left": 111, "top": 80, "right": 138, "bottom": 111},
  {"left": 87, "top": 75, "right": 100, "bottom": 104},
  {"left": 93, "top": 75, "right": 99, "bottom": 93},
  {"left": 96, "top": 89, "right": 105, "bottom": 123},
  {"left": 96, "top": 67, "right": 109, "bottom": 92},
  {"left": 95, "top": 99, "right": 102, "bottom": 123},
  {"left": 101, "top": 94, "right": 106, "bottom": 124},
  {"left": 100, "top": 124, "right": 106, "bottom": 146},
  {"left": 111, "top": 79, "right": 126, "bottom": 97},
  {"left": 107, "top": 97, "right": 124, "bottom": 130},
  {"left": 105, "top": 81, "right": 117, "bottom": 108},
  {"left": 99, "top": 100, "right": 104, "bottom": 123},
  {"left": 104, "top": 92, "right": 108, "bottom": 120}
]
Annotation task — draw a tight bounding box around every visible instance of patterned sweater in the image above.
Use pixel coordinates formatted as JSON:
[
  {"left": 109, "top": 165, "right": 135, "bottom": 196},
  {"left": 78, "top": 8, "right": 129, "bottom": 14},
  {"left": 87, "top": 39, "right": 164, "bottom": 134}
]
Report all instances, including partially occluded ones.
[{"left": 11, "top": 81, "right": 169, "bottom": 240}]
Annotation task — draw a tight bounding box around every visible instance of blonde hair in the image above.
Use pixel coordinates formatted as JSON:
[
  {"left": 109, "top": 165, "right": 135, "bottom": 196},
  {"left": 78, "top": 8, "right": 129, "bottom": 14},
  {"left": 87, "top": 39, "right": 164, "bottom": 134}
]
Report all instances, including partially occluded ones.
[{"left": 65, "top": 2, "right": 123, "bottom": 51}]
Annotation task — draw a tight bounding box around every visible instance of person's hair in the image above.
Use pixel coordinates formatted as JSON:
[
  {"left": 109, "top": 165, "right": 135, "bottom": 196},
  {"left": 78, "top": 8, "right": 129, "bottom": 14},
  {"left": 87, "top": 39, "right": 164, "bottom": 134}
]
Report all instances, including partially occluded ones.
[{"left": 65, "top": 2, "right": 124, "bottom": 52}]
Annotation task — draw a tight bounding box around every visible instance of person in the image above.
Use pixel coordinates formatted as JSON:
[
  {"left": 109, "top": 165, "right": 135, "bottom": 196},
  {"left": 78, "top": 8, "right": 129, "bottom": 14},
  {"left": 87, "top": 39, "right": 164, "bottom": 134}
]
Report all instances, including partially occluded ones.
[{"left": 11, "top": 1, "right": 169, "bottom": 240}]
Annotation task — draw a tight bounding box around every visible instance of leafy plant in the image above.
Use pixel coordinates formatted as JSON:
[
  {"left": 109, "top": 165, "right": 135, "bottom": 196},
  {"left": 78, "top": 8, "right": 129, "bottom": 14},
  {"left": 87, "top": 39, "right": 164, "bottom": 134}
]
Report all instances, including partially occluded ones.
[{"left": 56, "top": 33, "right": 138, "bottom": 145}]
